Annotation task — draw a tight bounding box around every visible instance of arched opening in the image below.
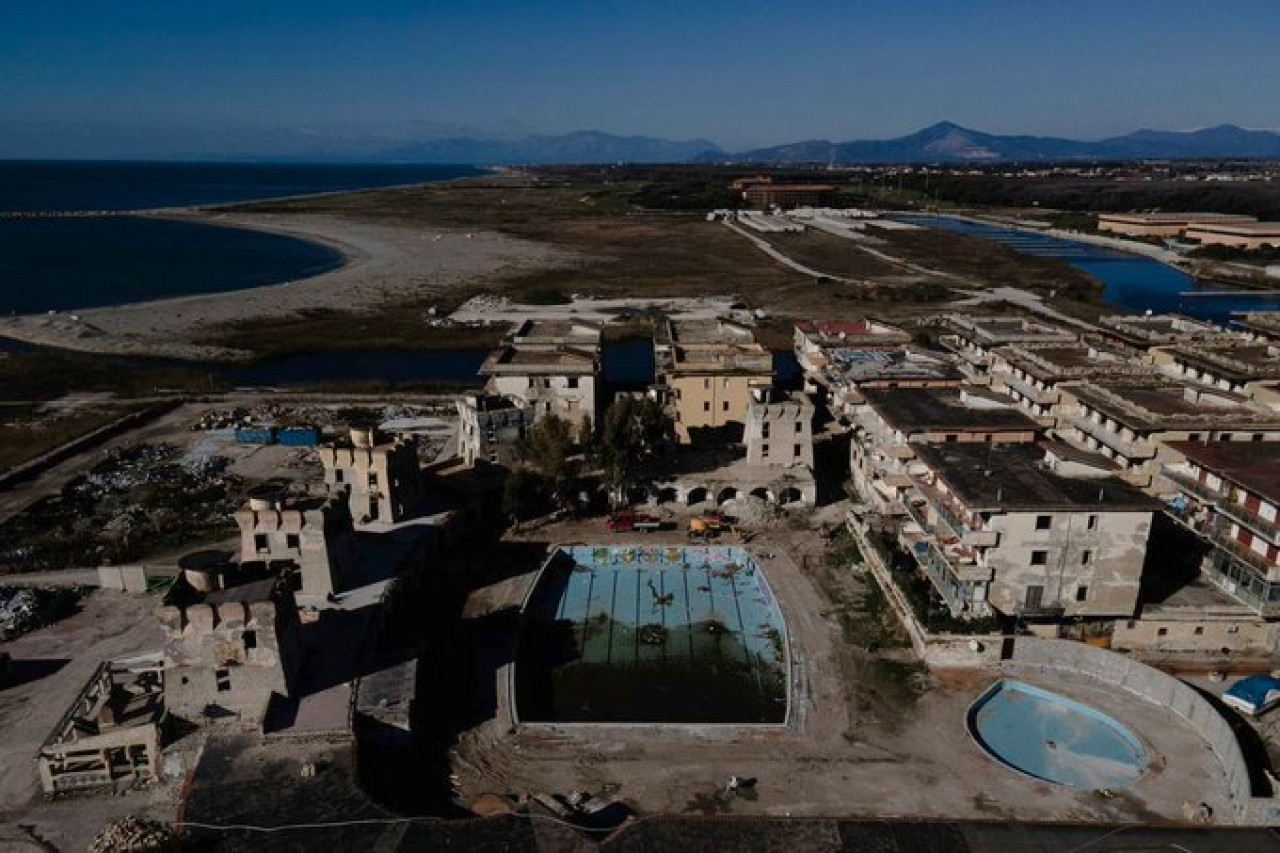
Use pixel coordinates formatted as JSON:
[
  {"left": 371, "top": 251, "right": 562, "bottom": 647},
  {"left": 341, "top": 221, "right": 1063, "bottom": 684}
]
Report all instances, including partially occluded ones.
[
  {"left": 627, "top": 486, "right": 649, "bottom": 506},
  {"left": 717, "top": 487, "right": 739, "bottom": 504},
  {"left": 779, "top": 487, "right": 803, "bottom": 506},
  {"left": 686, "top": 487, "right": 709, "bottom": 506},
  {"left": 749, "top": 487, "right": 770, "bottom": 501},
  {"left": 655, "top": 487, "right": 678, "bottom": 505}
]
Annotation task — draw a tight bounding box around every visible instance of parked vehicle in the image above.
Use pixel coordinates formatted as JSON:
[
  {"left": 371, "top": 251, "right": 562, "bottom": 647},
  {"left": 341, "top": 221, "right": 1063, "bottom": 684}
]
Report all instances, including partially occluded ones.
[
  {"left": 606, "top": 512, "right": 663, "bottom": 533},
  {"left": 1223, "top": 674, "right": 1280, "bottom": 717},
  {"left": 688, "top": 513, "right": 731, "bottom": 539}
]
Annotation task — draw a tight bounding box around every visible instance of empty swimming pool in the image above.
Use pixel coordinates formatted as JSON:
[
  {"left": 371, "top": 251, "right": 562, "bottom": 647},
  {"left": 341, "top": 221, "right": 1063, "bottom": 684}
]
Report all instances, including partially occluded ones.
[
  {"left": 967, "top": 680, "right": 1147, "bottom": 789},
  {"left": 513, "top": 545, "right": 790, "bottom": 724}
]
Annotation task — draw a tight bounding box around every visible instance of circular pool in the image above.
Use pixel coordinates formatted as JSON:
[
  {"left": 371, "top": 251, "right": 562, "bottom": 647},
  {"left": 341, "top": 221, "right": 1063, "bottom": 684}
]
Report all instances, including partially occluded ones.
[{"left": 967, "top": 680, "right": 1147, "bottom": 789}]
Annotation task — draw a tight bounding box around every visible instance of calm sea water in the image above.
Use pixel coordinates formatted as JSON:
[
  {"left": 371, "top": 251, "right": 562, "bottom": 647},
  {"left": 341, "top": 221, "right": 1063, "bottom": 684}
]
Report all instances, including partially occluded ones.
[
  {"left": 909, "top": 214, "right": 1280, "bottom": 324},
  {"left": 0, "top": 162, "right": 481, "bottom": 314}
]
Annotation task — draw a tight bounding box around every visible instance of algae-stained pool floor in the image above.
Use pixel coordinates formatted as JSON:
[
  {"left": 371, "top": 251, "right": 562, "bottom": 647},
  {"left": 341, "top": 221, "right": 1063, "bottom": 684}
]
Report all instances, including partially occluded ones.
[{"left": 514, "top": 546, "right": 788, "bottom": 724}]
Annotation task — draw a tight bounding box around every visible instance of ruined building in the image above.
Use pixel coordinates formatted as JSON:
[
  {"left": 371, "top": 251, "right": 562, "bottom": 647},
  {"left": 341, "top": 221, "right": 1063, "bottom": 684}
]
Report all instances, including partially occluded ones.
[
  {"left": 155, "top": 574, "right": 301, "bottom": 724},
  {"left": 319, "top": 427, "right": 423, "bottom": 525},
  {"left": 234, "top": 491, "right": 356, "bottom": 598}
]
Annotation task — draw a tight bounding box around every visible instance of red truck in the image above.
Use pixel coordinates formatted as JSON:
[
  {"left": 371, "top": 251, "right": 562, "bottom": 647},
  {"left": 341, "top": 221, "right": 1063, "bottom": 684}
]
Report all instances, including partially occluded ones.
[{"left": 606, "top": 512, "right": 663, "bottom": 533}]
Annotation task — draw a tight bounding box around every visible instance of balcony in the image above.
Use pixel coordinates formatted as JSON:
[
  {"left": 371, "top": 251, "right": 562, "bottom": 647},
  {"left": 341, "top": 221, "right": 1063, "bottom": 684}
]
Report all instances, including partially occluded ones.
[
  {"left": 914, "top": 541, "right": 972, "bottom": 616},
  {"left": 1201, "top": 547, "right": 1280, "bottom": 618},
  {"left": 1163, "top": 468, "right": 1225, "bottom": 505},
  {"left": 1216, "top": 498, "right": 1280, "bottom": 546},
  {"left": 1167, "top": 506, "right": 1279, "bottom": 581},
  {"left": 1063, "top": 413, "right": 1156, "bottom": 460},
  {"left": 912, "top": 482, "right": 1001, "bottom": 548},
  {"left": 996, "top": 371, "right": 1056, "bottom": 406}
]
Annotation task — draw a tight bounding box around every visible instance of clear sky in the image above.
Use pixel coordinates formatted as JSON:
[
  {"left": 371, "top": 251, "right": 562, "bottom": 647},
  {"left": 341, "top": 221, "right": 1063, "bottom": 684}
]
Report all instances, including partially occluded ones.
[{"left": 3, "top": 0, "right": 1279, "bottom": 158}]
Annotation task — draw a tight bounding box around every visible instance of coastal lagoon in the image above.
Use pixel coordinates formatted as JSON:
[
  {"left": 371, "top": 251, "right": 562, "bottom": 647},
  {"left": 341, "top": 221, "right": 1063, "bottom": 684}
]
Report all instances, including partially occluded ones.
[{"left": 0, "top": 162, "right": 481, "bottom": 314}]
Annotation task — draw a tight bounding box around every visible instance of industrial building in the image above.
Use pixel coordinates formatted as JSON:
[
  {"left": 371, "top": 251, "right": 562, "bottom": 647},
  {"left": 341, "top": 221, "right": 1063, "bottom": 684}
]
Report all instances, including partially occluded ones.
[
  {"left": 1096, "top": 212, "right": 1257, "bottom": 239},
  {"left": 1183, "top": 221, "right": 1280, "bottom": 250}
]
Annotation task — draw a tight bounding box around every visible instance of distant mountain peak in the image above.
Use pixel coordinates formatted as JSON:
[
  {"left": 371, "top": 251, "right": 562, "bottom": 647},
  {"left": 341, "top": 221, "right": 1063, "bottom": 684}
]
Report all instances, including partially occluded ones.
[{"left": 720, "top": 122, "right": 1280, "bottom": 165}]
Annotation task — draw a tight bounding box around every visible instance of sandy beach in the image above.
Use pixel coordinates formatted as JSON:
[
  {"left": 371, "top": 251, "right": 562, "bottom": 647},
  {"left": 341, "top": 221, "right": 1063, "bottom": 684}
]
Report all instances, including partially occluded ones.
[{"left": 0, "top": 211, "right": 575, "bottom": 361}]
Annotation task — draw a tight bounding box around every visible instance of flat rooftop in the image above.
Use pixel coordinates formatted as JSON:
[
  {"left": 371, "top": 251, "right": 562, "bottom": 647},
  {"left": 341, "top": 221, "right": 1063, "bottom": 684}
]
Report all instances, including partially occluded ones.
[
  {"left": 1166, "top": 440, "right": 1280, "bottom": 504},
  {"left": 796, "top": 319, "right": 910, "bottom": 344},
  {"left": 1185, "top": 221, "right": 1280, "bottom": 237},
  {"left": 946, "top": 315, "right": 1077, "bottom": 346},
  {"left": 827, "top": 347, "right": 960, "bottom": 382},
  {"left": 510, "top": 318, "right": 602, "bottom": 343},
  {"left": 1000, "top": 341, "right": 1149, "bottom": 380},
  {"left": 481, "top": 344, "right": 597, "bottom": 374},
  {"left": 861, "top": 388, "right": 1040, "bottom": 434},
  {"left": 1066, "top": 379, "right": 1280, "bottom": 432},
  {"left": 914, "top": 443, "right": 1159, "bottom": 512},
  {"left": 1097, "top": 212, "right": 1257, "bottom": 224},
  {"left": 1168, "top": 343, "right": 1280, "bottom": 383},
  {"left": 664, "top": 317, "right": 760, "bottom": 346},
  {"left": 1097, "top": 314, "right": 1227, "bottom": 345}
]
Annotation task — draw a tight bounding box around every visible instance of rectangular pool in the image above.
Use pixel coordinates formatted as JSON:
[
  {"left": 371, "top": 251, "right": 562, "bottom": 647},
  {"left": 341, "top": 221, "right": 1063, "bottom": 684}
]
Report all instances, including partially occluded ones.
[{"left": 514, "top": 545, "right": 790, "bottom": 724}]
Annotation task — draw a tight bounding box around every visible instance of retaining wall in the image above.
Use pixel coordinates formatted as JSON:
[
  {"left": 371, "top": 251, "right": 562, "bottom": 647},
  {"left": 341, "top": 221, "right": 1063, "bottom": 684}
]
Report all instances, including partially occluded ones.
[{"left": 1007, "top": 636, "right": 1256, "bottom": 821}]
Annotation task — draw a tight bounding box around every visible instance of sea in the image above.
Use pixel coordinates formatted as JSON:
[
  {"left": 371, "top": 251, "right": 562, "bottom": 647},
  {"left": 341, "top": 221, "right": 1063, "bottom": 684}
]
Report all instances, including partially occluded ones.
[{"left": 0, "top": 161, "right": 483, "bottom": 315}]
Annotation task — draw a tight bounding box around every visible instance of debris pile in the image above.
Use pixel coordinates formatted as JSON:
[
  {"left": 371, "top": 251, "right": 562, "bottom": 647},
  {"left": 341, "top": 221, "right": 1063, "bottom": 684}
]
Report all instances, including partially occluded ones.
[
  {"left": 0, "top": 586, "right": 81, "bottom": 641},
  {"left": 721, "top": 495, "right": 781, "bottom": 529},
  {"left": 89, "top": 815, "right": 175, "bottom": 853}
]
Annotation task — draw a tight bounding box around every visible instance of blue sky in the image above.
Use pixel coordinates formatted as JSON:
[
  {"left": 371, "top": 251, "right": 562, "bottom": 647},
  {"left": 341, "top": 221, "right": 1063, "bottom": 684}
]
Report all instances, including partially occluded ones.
[{"left": 3, "top": 0, "right": 1279, "bottom": 157}]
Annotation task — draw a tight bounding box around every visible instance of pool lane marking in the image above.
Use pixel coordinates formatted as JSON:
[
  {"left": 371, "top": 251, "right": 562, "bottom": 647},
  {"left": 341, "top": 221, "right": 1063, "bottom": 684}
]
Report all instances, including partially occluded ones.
[
  {"left": 682, "top": 564, "right": 695, "bottom": 661},
  {"left": 578, "top": 566, "right": 597, "bottom": 659},
  {"left": 727, "top": 564, "right": 765, "bottom": 703},
  {"left": 606, "top": 567, "right": 619, "bottom": 666}
]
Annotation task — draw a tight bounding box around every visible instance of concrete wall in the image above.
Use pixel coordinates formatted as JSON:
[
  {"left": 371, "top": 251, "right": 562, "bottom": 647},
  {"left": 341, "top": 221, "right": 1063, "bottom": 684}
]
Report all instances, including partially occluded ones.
[
  {"left": 320, "top": 438, "right": 422, "bottom": 525},
  {"left": 1112, "top": 615, "right": 1279, "bottom": 657},
  {"left": 96, "top": 565, "right": 149, "bottom": 593},
  {"left": 985, "top": 510, "right": 1151, "bottom": 619},
  {"left": 234, "top": 498, "right": 356, "bottom": 597},
  {"left": 490, "top": 373, "right": 596, "bottom": 427},
  {"left": 670, "top": 373, "right": 769, "bottom": 442},
  {"left": 1006, "top": 637, "right": 1255, "bottom": 820},
  {"left": 745, "top": 398, "right": 814, "bottom": 467}
]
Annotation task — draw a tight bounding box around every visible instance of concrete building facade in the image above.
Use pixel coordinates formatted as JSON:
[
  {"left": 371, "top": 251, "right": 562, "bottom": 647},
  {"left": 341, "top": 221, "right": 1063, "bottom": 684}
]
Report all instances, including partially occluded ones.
[
  {"left": 654, "top": 317, "right": 773, "bottom": 443},
  {"left": 233, "top": 492, "right": 356, "bottom": 598},
  {"left": 479, "top": 319, "right": 602, "bottom": 429},
  {"left": 156, "top": 576, "right": 302, "bottom": 724},
  {"left": 902, "top": 443, "right": 1157, "bottom": 621},
  {"left": 1096, "top": 212, "right": 1257, "bottom": 239},
  {"left": 744, "top": 391, "right": 814, "bottom": 468},
  {"left": 1184, "top": 221, "right": 1280, "bottom": 250},
  {"left": 320, "top": 427, "right": 423, "bottom": 525},
  {"left": 456, "top": 393, "right": 536, "bottom": 467}
]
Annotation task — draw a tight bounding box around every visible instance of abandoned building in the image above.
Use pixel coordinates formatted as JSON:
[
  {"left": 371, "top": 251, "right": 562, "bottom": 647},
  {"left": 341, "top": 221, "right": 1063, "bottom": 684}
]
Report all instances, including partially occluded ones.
[
  {"left": 744, "top": 390, "right": 815, "bottom": 468},
  {"left": 233, "top": 491, "right": 356, "bottom": 599},
  {"left": 456, "top": 393, "right": 537, "bottom": 468},
  {"left": 156, "top": 574, "right": 302, "bottom": 724},
  {"left": 479, "top": 319, "right": 601, "bottom": 427},
  {"left": 654, "top": 317, "right": 774, "bottom": 443},
  {"left": 319, "top": 427, "right": 424, "bottom": 525},
  {"left": 38, "top": 654, "right": 166, "bottom": 794},
  {"left": 901, "top": 442, "right": 1158, "bottom": 621}
]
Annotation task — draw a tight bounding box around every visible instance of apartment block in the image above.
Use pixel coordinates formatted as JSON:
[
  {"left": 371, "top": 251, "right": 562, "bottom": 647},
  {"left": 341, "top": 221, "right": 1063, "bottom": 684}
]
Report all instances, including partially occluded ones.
[
  {"left": 1151, "top": 341, "right": 1280, "bottom": 396},
  {"left": 1164, "top": 441, "right": 1280, "bottom": 618},
  {"left": 480, "top": 320, "right": 602, "bottom": 428},
  {"left": 902, "top": 443, "right": 1157, "bottom": 620},
  {"left": 938, "top": 315, "right": 1077, "bottom": 383},
  {"left": 1092, "top": 313, "right": 1233, "bottom": 354},
  {"left": 654, "top": 317, "right": 773, "bottom": 443},
  {"left": 1054, "top": 378, "right": 1280, "bottom": 488},
  {"left": 850, "top": 387, "right": 1040, "bottom": 511},
  {"left": 990, "top": 340, "right": 1155, "bottom": 426}
]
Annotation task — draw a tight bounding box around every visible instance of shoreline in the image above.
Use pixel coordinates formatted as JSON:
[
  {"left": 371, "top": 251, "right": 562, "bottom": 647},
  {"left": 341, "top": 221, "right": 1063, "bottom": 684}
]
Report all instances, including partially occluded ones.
[{"left": 0, "top": 203, "right": 575, "bottom": 362}]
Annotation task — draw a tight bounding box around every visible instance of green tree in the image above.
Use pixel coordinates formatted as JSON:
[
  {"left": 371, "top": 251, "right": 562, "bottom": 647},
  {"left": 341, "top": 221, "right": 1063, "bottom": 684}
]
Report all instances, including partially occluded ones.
[
  {"left": 599, "top": 395, "right": 674, "bottom": 505},
  {"left": 518, "top": 414, "right": 577, "bottom": 505}
]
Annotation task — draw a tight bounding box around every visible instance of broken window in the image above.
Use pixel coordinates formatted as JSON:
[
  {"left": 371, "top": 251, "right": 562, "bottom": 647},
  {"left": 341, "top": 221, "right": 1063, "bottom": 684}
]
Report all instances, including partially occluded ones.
[
  {"left": 286, "top": 534, "right": 300, "bottom": 549},
  {"left": 1035, "top": 515, "right": 1052, "bottom": 531},
  {"left": 1030, "top": 550, "right": 1048, "bottom": 566},
  {"left": 215, "top": 669, "right": 231, "bottom": 692}
]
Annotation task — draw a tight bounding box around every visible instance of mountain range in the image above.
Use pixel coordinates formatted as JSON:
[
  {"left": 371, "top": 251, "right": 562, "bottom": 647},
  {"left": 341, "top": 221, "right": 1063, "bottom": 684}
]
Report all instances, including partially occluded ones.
[
  {"left": 357, "top": 122, "right": 1280, "bottom": 165},
  {"left": 702, "top": 122, "right": 1280, "bottom": 164},
  {"left": 379, "top": 130, "right": 723, "bottom": 165}
]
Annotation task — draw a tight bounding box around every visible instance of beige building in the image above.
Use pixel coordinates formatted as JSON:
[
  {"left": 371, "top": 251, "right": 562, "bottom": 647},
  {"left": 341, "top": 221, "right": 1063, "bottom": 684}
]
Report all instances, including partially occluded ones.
[
  {"left": 156, "top": 574, "right": 302, "bottom": 724},
  {"left": 1184, "top": 221, "right": 1280, "bottom": 250},
  {"left": 38, "top": 656, "right": 166, "bottom": 794},
  {"left": 1236, "top": 312, "right": 1280, "bottom": 344},
  {"left": 233, "top": 492, "right": 356, "bottom": 598},
  {"left": 319, "top": 427, "right": 423, "bottom": 525},
  {"left": 902, "top": 443, "right": 1158, "bottom": 621},
  {"left": 1053, "top": 378, "right": 1280, "bottom": 488},
  {"left": 1096, "top": 212, "right": 1256, "bottom": 238},
  {"left": 479, "top": 319, "right": 601, "bottom": 428},
  {"left": 744, "top": 390, "right": 814, "bottom": 468},
  {"left": 655, "top": 317, "right": 773, "bottom": 443},
  {"left": 850, "top": 387, "right": 1041, "bottom": 512}
]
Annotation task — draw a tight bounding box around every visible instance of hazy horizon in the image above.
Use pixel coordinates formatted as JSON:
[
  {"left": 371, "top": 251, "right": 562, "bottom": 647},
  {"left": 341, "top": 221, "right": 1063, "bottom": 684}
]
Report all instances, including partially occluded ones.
[{"left": 4, "top": 1, "right": 1280, "bottom": 159}]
